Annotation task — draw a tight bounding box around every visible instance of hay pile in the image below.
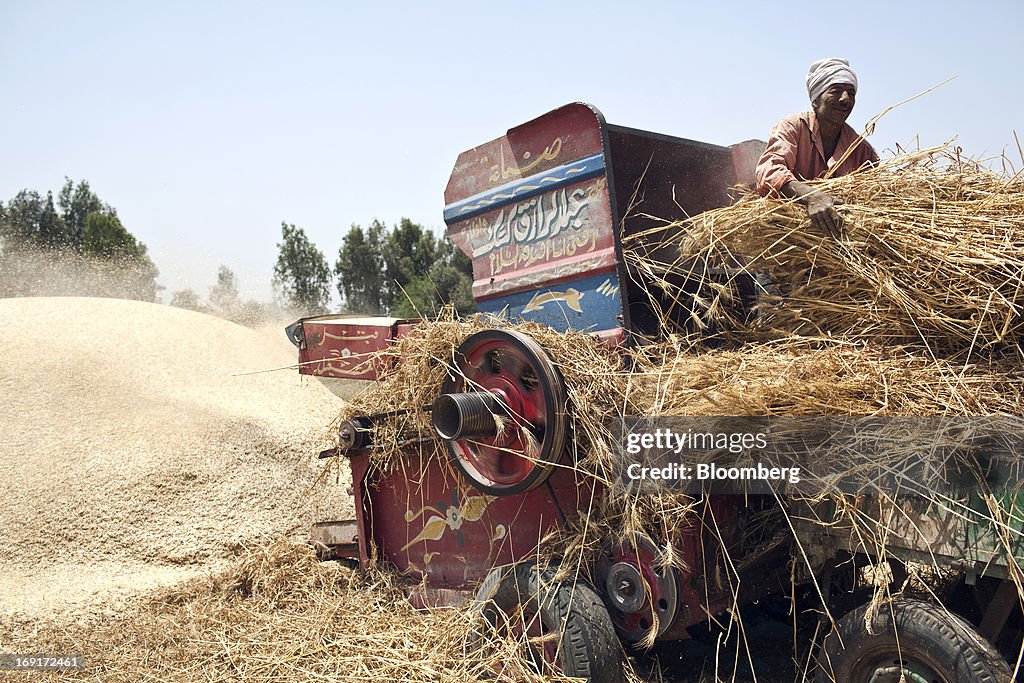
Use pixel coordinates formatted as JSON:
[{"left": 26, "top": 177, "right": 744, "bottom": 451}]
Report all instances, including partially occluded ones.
[
  {"left": 626, "top": 145, "right": 1024, "bottom": 360},
  {"left": 1, "top": 540, "right": 653, "bottom": 683},
  {"left": 0, "top": 541, "right": 475, "bottom": 683}
]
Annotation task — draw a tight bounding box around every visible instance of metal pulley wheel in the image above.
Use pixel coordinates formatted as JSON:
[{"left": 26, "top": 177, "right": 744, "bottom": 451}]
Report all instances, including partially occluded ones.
[
  {"left": 595, "top": 532, "right": 680, "bottom": 642},
  {"left": 431, "top": 329, "right": 568, "bottom": 496}
]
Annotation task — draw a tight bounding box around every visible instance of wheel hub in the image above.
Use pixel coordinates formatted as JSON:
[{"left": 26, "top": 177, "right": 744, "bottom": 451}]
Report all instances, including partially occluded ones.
[
  {"left": 867, "top": 664, "right": 936, "bottom": 683},
  {"left": 595, "top": 532, "right": 679, "bottom": 642},
  {"left": 605, "top": 562, "right": 646, "bottom": 613}
]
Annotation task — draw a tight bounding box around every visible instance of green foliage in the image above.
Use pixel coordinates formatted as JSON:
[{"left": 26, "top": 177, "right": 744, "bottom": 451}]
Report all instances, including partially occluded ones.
[
  {"left": 382, "top": 218, "right": 439, "bottom": 308},
  {"left": 392, "top": 260, "right": 475, "bottom": 318},
  {"left": 273, "top": 222, "right": 331, "bottom": 314},
  {"left": 58, "top": 178, "right": 104, "bottom": 250},
  {"left": 38, "top": 192, "right": 64, "bottom": 248},
  {"left": 335, "top": 221, "right": 386, "bottom": 313},
  {"left": 333, "top": 217, "right": 475, "bottom": 317},
  {"left": 0, "top": 190, "right": 64, "bottom": 249},
  {"left": 82, "top": 212, "right": 141, "bottom": 259}
]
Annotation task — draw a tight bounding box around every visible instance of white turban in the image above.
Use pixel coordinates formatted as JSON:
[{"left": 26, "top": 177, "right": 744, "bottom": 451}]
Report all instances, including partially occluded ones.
[{"left": 806, "top": 57, "right": 858, "bottom": 103}]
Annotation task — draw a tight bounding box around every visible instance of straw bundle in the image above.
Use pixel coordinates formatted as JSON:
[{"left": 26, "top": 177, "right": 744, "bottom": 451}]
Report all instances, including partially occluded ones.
[
  {"left": 345, "top": 316, "right": 1021, "bottom": 477},
  {"left": 626, "top": 145, "right": 1024, "bottom": 360},
  {"left": 628, "top": 337, "right": 1022, "bottom": 417}
]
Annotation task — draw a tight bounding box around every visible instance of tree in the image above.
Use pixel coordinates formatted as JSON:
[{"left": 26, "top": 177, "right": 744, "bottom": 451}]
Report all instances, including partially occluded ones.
[
  {"left": 1, "top": 190, "right": 47, "bottom": 248},
  {"left": 38, "top": 192, "right": 65, "bottom": 248},
  {"left": 393, "top": 262, "right": 474, "bottom": 317},
  {"left": 82, "top": 212, "right": 137, "bottom": 258},
  {"left": 80, "top": 212, "right": 160, "bottom": 301},
  {"left": 58, "top": 178, "right": 105, "bottom": 250},
  {"left": 334, "top": 221, "right": 386, "bottom": 313},
  {"left": 393, "top": 236, "right": 476, "bottom": 317},
  {"left": 381, "top": 218, "right": 439, "bottom": 310},
  {"left": 209, "top": 265, "right": 239, "bottom": 314},
  {"left": 273, "top": 222, "right": 331, "bottom": 313},
  {"left": 332, "top": 217, "right": 476, "bottom": 317},
  {"left": 0, "top": 179, "right": 160, "bottom": 301}
]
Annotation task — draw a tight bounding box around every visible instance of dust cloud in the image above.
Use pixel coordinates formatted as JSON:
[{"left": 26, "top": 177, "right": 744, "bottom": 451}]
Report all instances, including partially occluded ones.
[{"left": 0, "top": 247, "right": 160, "bottom": 302}]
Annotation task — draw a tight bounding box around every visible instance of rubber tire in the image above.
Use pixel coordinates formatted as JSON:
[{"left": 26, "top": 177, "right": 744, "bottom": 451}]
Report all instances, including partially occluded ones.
[
  {"left": 468, "top": 562, "right": 626, "bottom": 683},
  {"left": 817, "top": 599, "right": 1012, "bottom": 683}
]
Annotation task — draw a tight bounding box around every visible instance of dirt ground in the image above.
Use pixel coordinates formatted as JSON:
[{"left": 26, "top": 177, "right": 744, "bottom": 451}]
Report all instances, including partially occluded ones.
[{"left": 0, "top": 297, "right": 351, "bottom": 621}]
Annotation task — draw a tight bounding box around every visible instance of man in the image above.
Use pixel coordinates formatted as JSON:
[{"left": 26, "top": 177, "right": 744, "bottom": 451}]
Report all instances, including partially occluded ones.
[{"left": 755, "top": 58, "right": 879, "bottom": 237}]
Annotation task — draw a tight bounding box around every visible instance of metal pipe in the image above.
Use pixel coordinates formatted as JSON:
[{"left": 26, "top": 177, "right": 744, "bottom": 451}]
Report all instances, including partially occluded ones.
[{"left": 432, "top": 391, "right": 507, "bottom": 440}]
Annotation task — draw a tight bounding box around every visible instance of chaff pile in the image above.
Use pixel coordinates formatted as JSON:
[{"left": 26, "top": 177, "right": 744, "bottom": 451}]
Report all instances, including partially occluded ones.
[
  {"left": 0, "top": 540, "right": 573, "bottom": 683},
  {"left": 626, "top": 145, "right": 1024, "bottom": 360}
]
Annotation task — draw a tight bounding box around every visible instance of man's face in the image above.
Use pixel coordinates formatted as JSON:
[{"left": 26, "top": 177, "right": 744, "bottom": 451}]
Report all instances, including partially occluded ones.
[{"left": 813, "top": 83, "right": 856, "bottom": 127}]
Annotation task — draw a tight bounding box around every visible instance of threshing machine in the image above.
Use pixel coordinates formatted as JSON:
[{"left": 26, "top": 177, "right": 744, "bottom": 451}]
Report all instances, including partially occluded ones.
[{"left": 287, "top": 103, "right": 1024, "bottom": 683}]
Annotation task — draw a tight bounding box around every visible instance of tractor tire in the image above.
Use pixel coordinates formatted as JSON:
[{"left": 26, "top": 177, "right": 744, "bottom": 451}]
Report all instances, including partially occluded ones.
[
  {"left": 467, "top": 562, "right": 625, "bottom": 683},
  {"left": 816, "top": 598, "right": 1012, "bottom": 683}
]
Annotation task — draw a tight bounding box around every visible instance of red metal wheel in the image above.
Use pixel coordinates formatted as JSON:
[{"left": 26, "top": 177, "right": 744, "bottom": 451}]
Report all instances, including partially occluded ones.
[
  {"left": 432, "top": 329, "right": 568, "bottom": 496},
  {"left": 595, "top": 532, "right": 680, "bottom": 642}
]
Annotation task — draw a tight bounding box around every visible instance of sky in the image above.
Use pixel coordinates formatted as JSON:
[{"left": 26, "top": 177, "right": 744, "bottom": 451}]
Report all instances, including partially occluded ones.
[{"left": 2, "top": 1, "right": 1022, "bottom": 305}]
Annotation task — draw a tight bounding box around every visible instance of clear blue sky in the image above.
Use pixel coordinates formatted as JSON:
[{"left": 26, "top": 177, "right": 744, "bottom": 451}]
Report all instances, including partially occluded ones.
[{"left": 2, "top": 1, "right": 1022, "bottom": 304}]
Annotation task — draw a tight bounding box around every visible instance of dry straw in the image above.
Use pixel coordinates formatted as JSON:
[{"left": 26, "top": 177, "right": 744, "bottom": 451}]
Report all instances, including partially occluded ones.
[
  {"left": 2, "top": 540, "right": 615, "bottom": 682},
  {"left": 625, "top": 144, "right": 1024, "bottom": 362}
]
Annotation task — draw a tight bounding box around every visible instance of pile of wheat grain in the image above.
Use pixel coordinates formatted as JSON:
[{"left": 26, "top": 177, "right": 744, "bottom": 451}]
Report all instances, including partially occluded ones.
[{"left": 0, "top": 297, "right": 346, "bottom": 620}]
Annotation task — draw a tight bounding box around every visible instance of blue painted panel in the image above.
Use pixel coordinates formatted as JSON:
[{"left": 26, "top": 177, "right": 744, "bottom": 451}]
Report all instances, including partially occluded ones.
[
  {"left": 476, "top": 271, "right": 623, "bottom": 333},
  {"left": 443, "top": 153, "right": 606, "bottom": 224}
]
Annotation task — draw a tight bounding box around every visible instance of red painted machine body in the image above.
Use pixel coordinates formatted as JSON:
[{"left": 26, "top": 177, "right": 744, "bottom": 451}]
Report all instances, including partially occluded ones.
[
  {"left": 444, "top": 102, "right": 763, "bottom": 340},
  {"left": 345, "top": 446, "right": 593, "bottom": 594},
  {"left": 297, "top": 103, "right": 771, "bottom": 637},
  {"left": 291, "top": 316, "right": 415, "bottom": 380},
  {"left": 339, "top": 443, "right": 750, "bottom": 619}
]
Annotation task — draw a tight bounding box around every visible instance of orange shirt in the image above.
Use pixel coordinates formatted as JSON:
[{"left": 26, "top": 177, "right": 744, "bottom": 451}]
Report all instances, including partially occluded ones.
[{"left": 755, "top": 111, "right": 879, "bottom": 195}]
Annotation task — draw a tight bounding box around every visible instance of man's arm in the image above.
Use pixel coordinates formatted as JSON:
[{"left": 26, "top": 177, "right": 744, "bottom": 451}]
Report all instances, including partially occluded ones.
[
  {"left": 781, "top": 180, "right": 844, "bottom": 238},
  {"left": 756, "top": 115, "right": 845, "bottom": 238},
  {"left": 755, "top": 118, "right": 800, "bottom": 196}
]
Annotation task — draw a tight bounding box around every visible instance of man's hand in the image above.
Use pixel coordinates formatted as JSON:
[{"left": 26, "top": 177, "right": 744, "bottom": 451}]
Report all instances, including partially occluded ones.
[
  {"left": 782, "top": 181, "right": 845, "bottom": 238},
  {"left": 804, "top": 190, "right": 844, "bottom": 238}
]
